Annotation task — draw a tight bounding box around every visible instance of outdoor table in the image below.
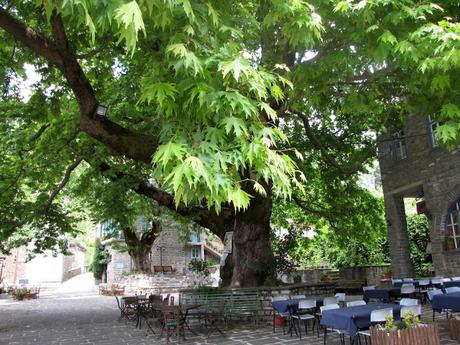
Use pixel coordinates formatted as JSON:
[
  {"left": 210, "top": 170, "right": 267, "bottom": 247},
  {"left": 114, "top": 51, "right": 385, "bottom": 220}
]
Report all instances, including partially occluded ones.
[
  {"left": 272, "top": 296, "right": 324, "bottom": 314},
  {"left": 363, "top": 288, "right": 400, "bottom": 302},
  {"left": 443, "top": 281, "right": 460, "bottom": 289},
  {"left": 431, "top": 291, "right": 460, "bottom": 312},
  {"left": 320, "top": 303, "right": 401, "bottom": 339},
  {"left": 393, "top": 280, "right": 421, "bottom": 288}
]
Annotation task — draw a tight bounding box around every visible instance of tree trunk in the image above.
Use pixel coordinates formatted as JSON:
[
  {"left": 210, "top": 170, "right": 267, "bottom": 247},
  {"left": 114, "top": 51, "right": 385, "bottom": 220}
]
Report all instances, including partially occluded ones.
[
  {"left": 221, "top": 190, "right": 275, "bottom": 287},
  {"left": 123, "top": 221, "right": 160, "bottom": 274},
  {"left": 129, "top": 246, "right": 153, "bottom": 273}
]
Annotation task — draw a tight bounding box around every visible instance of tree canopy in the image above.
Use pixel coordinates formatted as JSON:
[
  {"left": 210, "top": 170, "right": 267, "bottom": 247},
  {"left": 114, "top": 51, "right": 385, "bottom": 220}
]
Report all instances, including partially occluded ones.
[{"left": 1, "top": 0, "right": 459, "bottom": 285}]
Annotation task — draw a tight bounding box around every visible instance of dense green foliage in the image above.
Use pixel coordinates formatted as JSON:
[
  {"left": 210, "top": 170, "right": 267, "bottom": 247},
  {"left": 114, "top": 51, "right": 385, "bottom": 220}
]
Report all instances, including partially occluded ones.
[
  {"left": 0, "top": 1, "right": 459, "bottom": 285},
  {"left": 407, "top": 214, "right": 431, "bottom": 277},
  {"left": 90, "top": 242, "right": 110, "bottom": 280}
]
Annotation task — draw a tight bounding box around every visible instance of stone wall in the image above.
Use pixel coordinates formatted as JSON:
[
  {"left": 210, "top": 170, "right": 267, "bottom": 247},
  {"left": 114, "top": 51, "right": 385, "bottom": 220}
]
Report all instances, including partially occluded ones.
[
  {"left": 280, "top": 268, "right": 334, "bottom": 284},
  {"left": 151, "top": 228, "right": 188, "bottom": 273},
  {"left": 1, "top": 247, "right": 27, "bottom": 285},
  {"left": 378, "top": 112, "right": 460, "bottom": 277}
]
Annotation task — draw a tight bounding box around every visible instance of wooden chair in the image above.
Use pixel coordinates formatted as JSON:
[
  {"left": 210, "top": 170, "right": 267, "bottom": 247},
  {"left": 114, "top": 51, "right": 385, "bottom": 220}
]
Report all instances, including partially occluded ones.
[{"left": 161, "top": 305, "right": 185, "bottom": 343}]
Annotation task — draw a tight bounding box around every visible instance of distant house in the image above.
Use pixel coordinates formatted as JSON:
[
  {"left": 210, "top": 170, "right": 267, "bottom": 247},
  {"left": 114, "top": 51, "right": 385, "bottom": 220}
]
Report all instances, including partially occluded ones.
[
  {"left": 377, "top": 112, "right": 460, "bottom": 277},
  {"left": 0, "top": 244, "right": 85, "bottom": 287},
  {"left": 99, "top": 216, "right": 223, "bottom": 284}
]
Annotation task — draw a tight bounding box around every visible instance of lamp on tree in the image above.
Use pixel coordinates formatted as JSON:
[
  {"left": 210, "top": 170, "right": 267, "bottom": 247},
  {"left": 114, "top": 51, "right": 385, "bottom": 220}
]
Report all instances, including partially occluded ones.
[{"left": 95, "top": 105, "right": 108, "bottom": 118}]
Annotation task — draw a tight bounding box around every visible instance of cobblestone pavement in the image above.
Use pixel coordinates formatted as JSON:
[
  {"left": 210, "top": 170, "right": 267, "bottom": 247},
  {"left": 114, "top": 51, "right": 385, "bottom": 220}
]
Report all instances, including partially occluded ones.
[{"left": 0, "top": 291, "right": 458, "bottom": 345}]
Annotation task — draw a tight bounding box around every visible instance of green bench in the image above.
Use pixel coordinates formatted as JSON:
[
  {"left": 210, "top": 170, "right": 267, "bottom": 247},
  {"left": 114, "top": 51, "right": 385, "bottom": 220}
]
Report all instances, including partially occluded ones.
[{"left": 180, "top": 289, "right": 260, "bottom": 328}]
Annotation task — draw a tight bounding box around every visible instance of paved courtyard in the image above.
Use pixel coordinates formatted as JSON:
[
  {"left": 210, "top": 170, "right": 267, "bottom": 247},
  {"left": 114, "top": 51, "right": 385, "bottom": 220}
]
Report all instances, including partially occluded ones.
[{"left": 0, "top": 290, "right": 459, "bottom": 345}]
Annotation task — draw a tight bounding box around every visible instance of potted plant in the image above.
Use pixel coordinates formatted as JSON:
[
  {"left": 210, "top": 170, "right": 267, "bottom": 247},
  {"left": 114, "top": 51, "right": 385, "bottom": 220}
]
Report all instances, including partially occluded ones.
[
  {"left": 371, "top": 311, "right": 440, "bottom": 345},
  {"left": 445, "top": 236, "right": 455, "bottom": 251},
  {"left": 383, "top": 266, "right": 392, "bottom": 280},
  {"left": 15, "top": 287, "right": 27, "bottom": 301}
]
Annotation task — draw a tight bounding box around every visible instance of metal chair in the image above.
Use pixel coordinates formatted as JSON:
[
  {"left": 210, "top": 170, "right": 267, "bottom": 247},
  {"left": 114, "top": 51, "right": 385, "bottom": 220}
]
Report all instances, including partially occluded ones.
[
  {"left": 392, "top": 279, "right": 402, "bottom": 286},
  {"left": 291, "top": 294, "right": 306, "bottom": 299},
  {"left": 346, "top": 300, "right": 366, "bottom": 307},
  {"left": 323, "top": 296, "right": 338, "bottom": 306},
  {"left": 320, "top": 303, "right": 346, "bottom": 345},
  {"left": 115, "top": 295, "right": 138, "bottom": 322},
  {"left": 399, "top": 298, "right": 418, "bottom": 306},
  {"left": 357, "top": 308, "right": 393, "bottom": 344},
  {"left": 362, "top": 286, "right": 376, "bottom": 292},
  {"left": 335, "top": 293, "right": 346, "bottom": 307},
  {"left": 452, "top": 277, "right": 460, "bottom": 281},
  {"left": 401, "top": 304, "right": 422, "bottom": 318},
  {"left": 418, "top": 279, "right": 430, "bottom": 303},
  {"left": 290, "top": 299, "right": 316, "bottom": 339},
  {"left": 400, "top": 283, "right": 416, "bottom": 299}
]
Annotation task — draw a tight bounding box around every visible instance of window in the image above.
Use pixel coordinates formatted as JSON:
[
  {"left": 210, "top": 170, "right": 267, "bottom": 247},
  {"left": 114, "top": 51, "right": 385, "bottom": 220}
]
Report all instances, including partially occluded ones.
[
  {"left": 445, "top": 198, "right": 460, "bottom": 250},
  {"left": 427, "top": 116, "right": 438, "bottom": 148},
  {"left": 189, "top": 233, "right": 199, "bottom": 243},
  {"left": 139, "top": 215, "right": 150, "bottom": 233},
  {"left": 391, "top": 131, "right": 407, "bottom": 161},
  {"left": 191, "top": 247, "right": 200, "bottom": 259}
]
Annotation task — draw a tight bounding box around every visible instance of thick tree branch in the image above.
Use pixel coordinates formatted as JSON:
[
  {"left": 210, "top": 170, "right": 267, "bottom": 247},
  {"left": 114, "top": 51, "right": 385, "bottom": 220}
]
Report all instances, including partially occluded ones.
[
  {"left": 97, "top": 162, "right": 231, "bottom": 239},
  {"left": 296, "top": 112, "right": 361, "bottom": 176},
  {"left": 43, "top": 158, "right": 83, "bottom": 213},
  {"left": 0, "top": 7, "right": 63, "bottom": 66},
  {"left": 76, "top": 46, "right": 107, "bottom": 60}
]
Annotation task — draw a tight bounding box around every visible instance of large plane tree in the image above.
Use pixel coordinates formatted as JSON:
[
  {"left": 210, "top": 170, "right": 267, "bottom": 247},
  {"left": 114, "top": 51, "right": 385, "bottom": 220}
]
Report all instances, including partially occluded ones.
[{"left": 1, "top": 0, "right": 459, "bottom": 286}]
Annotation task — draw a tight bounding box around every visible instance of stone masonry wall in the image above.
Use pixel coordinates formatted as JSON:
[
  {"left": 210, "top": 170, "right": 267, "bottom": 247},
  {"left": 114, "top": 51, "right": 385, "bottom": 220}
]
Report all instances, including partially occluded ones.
[
  {"left": 151, "top": 227, "right": 188, "bottom": 273},
  {"left": 378, "top": 112, "right": 460, "bottom": 277}
]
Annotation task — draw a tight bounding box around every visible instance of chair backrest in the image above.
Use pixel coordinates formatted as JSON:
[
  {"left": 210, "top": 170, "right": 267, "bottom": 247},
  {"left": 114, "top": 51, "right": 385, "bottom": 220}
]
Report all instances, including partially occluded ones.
[
  {"left": 399, "top": 298, "right": 418, "bottom": 306},
  {"left": 163, "top": 294, "right": 170, "bottom": 305},
  {"left": 272, "top": 295, "right": 289, "bottom": 302},
  {"left": 431, "top": 278, "right": 442, "bottom": 284},
  {"left": 335, "top": 293, "right": 346, "bottom": 302},
  {"left": 298, "top": 299, "right": 316, "bottom": 310},
  {"left": 418, "top": 279, "right": 430, "bottom": 286},
  {"left": 446, "top": 287, "right": 460, "bottom": 293},
  {"left": 149, "top": 294, "right": 163, "bottom": 303},
  {"left": 320, "top": 303, "right": 340, "bottom": 313},
  {"left": 442, "top": 278, "right": 452, "bottom": 282},
  {"left": 400, "top": 284, "right": 415, "bottom": 294},
  {"left": 401, "top": 304, "right": 422, "bottom": 316},
  {"left": 162, "top": 305, "right": 183, "bottom": 325},
  {"left": 362, "top": 286, "right": 376, "bottom": 292},
  {"left": 392, "top": 279, "right": 402, "bottom": 285},
  {"left": 370, "top": 308, "right": 393, "bottom": 322},
  {"left": 452, "top": 277, "right": 460, "bottom": 281},
  {"left": 346, "top": 300, "right": 366, "bottom": 307},
  {"left": 427, "top": 289, "right": 443, "bottom": 301},
  {"left": 402, "top": 278, "right": 414, "bottom": 282},
  {"left": 291, "top": 294, "right": 306, "bottom": 299},
  {"left": 323, "top": 297, "right": 338, "bottom": 306},
  {"left": 169, "top": 295, "right": 175, "bottom": 305}
]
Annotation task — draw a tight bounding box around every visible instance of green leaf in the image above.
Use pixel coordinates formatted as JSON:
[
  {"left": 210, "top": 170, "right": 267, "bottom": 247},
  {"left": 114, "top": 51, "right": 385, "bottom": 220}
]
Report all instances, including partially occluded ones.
[
  {"left": 220, "top": 116, "right": 248, "bottom": 138},
  {"left": 153, "top": 142, "right": 187, "bottom": 166},
  {"left": 219, "top": 57, "right": 252, "bottom": 82},
  {"left": 378, "top": 30, "right": 397, "bottom": 45},
  {"left": 440, "top": 103, "right": 460, "bottom": 120},
  {"left": 139, "top": 82, "right": 178, "bottom": 108},
  {"left": 114, "top": 1, "right": 145, "bottom": 52},
  {"left": 431, "top": 76, "right": 450, "bottom": 93},
  {"left": 228, "top": 186, "right": 251, "bottom": 211}
]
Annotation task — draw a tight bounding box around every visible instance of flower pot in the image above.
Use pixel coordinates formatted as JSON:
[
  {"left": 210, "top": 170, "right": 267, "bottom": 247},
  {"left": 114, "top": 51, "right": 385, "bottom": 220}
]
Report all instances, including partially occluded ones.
[
  {"left": 274, "top": 314, "right": 284, "bottom": 328},
  {"left": 447, "top": 243, "right": 455, "bottom": 251},
  {"left": 370, "top": 324, "right": 440, "bottom": 345}
]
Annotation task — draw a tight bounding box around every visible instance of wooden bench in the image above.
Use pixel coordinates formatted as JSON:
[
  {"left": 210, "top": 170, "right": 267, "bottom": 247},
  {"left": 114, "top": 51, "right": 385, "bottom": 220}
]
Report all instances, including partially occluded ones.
[{"left": 153, "top": 265, "right": 176, "bottom": 273}]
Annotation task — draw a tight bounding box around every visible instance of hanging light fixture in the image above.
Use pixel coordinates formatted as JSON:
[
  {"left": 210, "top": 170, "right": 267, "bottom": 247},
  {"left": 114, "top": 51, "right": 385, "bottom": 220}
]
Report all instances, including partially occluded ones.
[{"left": 95, "top": 104, "right": 108, "bottom": 117}]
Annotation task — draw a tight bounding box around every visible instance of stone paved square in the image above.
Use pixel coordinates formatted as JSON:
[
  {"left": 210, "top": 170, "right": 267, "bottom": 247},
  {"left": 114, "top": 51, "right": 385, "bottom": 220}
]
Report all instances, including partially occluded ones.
[{"left": 0, "top": 291, "right": 459, "bottom": 345}]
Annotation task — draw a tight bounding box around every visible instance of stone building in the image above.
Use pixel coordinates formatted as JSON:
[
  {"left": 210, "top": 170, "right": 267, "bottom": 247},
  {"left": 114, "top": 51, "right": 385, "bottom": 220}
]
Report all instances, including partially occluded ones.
[
  {"left": 100, "top": 218, "right": 223, "bottom": 284},
  {"left": 377, "top": 112, "right": 460, "bottom": 278}
]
